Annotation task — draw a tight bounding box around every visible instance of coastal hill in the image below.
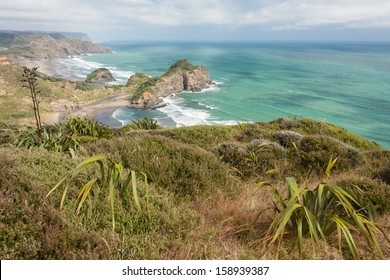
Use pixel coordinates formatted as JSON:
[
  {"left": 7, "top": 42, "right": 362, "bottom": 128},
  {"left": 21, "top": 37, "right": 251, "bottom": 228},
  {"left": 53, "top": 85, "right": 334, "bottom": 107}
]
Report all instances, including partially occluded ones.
[
  {"left": 128, "top": 59, "right": 213, "bottom": 108},
  {"left": 0, "top": 30, "right": 111, "bottom": 60}
]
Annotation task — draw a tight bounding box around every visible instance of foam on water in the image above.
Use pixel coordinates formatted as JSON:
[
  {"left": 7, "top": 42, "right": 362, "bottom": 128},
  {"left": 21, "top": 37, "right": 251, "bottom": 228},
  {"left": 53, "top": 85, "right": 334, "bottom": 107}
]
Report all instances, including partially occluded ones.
[
  {"left": 157, "top": 96, "right": 210, "bottom": 127},
  {"left": 58, "top": 56, "right": 134, "bottom": 84},
  {"left": 112, "top": 108, "right": 133, "bottom": 125}
]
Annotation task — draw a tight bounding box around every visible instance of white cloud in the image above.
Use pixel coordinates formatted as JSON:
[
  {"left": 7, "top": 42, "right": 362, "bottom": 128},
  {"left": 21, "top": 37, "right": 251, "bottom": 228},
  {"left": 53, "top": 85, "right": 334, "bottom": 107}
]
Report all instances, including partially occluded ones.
[
  {"left": 244, "top": 0, "right": 390, "bottom": 29},
  {"left": 1, "top": 0, "right": 390, "bottom": 37}
]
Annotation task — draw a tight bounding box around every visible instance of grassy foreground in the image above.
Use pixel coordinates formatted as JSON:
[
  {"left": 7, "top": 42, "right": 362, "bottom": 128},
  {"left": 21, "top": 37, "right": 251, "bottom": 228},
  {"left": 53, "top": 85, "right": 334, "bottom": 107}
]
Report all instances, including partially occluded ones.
[{"left": 1, "top": 117, "right": 390, "bottom": 260}]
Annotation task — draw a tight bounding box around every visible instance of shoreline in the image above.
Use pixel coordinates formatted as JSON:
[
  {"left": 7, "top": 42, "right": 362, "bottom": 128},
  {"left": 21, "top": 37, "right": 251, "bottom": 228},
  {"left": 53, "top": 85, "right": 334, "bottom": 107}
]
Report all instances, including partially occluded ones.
[
  {"left": 43, "top": 93, "right": 132, "bottom": 126},
  {"left": 14, "top": 57, "right": 82, "bottom": 81},
  {"left": 14, "top": 57, "right": 130, "bottom": 126}
]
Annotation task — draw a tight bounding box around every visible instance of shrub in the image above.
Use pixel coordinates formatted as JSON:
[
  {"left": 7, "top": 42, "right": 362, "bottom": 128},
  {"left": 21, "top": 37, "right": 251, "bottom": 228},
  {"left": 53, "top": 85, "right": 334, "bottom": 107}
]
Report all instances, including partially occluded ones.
[
  {"left": 46, "top": 155, "right": 153, "bottom": 232},
  {"left": 264, "top": 176, "right": 388, "bottom": 259},
  {"left": 131, "top": 117, "right": 161, "bottom": 130},
  {"left": 63, "top": 116, "right": 113, "bottom": 139},
  {"left": 378, "top": 160, "right": 390, "bottom": 184},
  {"left": 297, "top": 135, "right": 363, "bottom": 173},
  {"left": 11, "top": 127, "right": 79, "bottom": 155},
  {"left": 0, "top": 147, "right": 111, "bottom": 259},
  {"left": 75, "top": 81, "right": 95, "bottom": 91},
  {"left": 338, "top": 178, "right": 390, "bottom": 214},
  {"left": 85, "top": 135, "right": 234, "bottom": 197},
  {"left": 159, "top": 125, "right": 234, "bottom": 151}
]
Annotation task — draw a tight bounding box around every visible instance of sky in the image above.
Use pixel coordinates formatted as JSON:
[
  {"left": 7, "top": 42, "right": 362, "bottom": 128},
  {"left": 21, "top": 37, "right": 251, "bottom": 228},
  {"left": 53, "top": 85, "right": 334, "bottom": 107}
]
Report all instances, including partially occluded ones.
[{"left": 1, "top": 0, "right": 390, "bottom": 41}]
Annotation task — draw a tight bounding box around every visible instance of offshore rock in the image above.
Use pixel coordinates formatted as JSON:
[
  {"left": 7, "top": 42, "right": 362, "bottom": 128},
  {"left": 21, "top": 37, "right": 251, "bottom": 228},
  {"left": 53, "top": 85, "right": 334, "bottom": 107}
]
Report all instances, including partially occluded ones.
[
  {"left": 129, "top": 60, "right": 213, "bottom": 108},
  {"left": 85, "top": 68, "right": 115, "bottom": 84}
]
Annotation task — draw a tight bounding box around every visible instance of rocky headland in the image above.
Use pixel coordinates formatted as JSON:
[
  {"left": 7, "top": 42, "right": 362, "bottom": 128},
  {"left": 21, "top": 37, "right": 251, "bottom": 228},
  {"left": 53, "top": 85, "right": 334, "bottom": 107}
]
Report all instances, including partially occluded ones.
[
  {"left": 128, "top": 59, "right": 214, "bottom": 108},
  {"left": 0, "top": 31, "right": 112, "bottom": 61}
]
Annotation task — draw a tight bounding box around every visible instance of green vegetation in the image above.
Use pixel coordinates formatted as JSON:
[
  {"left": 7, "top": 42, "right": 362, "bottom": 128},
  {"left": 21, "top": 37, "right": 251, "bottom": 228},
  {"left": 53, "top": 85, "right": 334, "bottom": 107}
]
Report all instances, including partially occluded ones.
[
  {"left": 121, "top": 117, "right": 161, "bottom": 131},
  {"left": 75, "top": 81, "right": 95, "bottom": 91},
  {"left": 21, "top": 66, "right": 43, "bottom": 138},
  {"left": 162, "top": 59, "right": 196, "bottom": 77},
  {"left": 264, "top": 159, "right": 387, "bottom": 259},
  {"left": 85, "top": 68, "right": 110, "bottom": 83},
  {"left": 1, "top": 117, "right": 390, "bottom": 259},
  {"left": 127, "top": 74, "right": 159, "bottom": 102}
]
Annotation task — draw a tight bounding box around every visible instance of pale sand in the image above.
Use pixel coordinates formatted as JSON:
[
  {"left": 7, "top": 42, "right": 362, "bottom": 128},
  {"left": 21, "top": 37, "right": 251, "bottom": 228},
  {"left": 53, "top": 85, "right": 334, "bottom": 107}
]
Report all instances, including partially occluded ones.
[
  {"left": 43, "top": 92, "right": 132, "bottom": 125},
  {"left": 13, "top": 57, "right": 131, "bottom": 126},
  {"left": 14, "top": 58, "right": 82, "bottom": 81}
]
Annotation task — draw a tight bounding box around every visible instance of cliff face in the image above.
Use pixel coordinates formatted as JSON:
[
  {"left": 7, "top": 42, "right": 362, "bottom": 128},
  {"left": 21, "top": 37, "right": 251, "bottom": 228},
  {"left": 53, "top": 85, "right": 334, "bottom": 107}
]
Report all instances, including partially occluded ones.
[
  {"left": 154, "top": 66, "right": 211, "bottom": 95},
  {"left": 130, "top": 60, "right": 213, "bottom": 108}
]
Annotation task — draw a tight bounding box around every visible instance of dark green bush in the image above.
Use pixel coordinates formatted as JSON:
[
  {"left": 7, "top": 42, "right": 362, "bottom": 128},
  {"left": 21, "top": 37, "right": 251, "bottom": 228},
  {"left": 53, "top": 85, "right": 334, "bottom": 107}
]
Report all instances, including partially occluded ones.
[
  {"left": 337, "top": 177, "right": 390, "bottom": 214},
  {"left": 297, "top": 135, "right": 363, "bottom": 173},
  {"left": 75, "top": 81, "right": 95, "bottom": 91},
  {"left": 85, "top": 135, "right": 235, "bottom": 196}
]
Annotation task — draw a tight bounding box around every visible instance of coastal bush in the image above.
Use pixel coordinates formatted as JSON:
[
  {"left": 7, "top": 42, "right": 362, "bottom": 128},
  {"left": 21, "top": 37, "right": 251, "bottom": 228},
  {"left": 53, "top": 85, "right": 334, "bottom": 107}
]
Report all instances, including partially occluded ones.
[
  {"left": 63, "top": 116, "right": 113, "bottom": 139},
  {"left": 84, "top": 135, "right": 235, "bottom": 197},
  {"left": 124, "top": 117, "right": 161, "bottom": 130},
  {"left": 0, "top": 147, "right": 199, "bottom": 259},
  {"left": 337, "top": 177, "right": 390, "bottom": 214},
  {"left": 11, "top": 126, "right": 79, "bottom": 154},
  {"left": 378, "top": 161, "right": 390, "bottom": 184},
  {"left": 75, "top": 81, "right": 95, "bottom": 91},
  {"left": 297, "top": 118, "right": 380, "bottom": 151},
  {"left": 264, "top": 175, "right": 388, "bottom": 259},
  {"left": 46, "top": 155, "right": 154, "bottom": 232},
  {"left": 296, "top": 135, "right": 363, "bottom": 173},
  {"left": 159, "top": 125, "right": 235, "bottom": 151},
  {"left": 0, "top": 147, "right": 111, "bottom": 259},
  {"left": 217, "top": 139, "right": 286, "bottom": 179}
]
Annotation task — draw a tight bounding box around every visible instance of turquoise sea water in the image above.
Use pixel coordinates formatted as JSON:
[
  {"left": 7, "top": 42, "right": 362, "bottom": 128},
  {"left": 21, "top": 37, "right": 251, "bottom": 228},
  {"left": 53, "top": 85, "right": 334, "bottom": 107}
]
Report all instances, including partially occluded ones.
[{"left": 58, "top": 42, "right": 390, "bottom": 148}]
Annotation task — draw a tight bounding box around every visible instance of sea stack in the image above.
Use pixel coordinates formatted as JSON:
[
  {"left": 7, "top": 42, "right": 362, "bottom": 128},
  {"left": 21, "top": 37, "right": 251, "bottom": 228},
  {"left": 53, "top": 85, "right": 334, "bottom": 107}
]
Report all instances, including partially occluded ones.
[
  {"left": 129, "top": 59, "right": 213, "bottom": 108},
  {"left": 85, "top": 68, "right": 115, "bottom": 84}
]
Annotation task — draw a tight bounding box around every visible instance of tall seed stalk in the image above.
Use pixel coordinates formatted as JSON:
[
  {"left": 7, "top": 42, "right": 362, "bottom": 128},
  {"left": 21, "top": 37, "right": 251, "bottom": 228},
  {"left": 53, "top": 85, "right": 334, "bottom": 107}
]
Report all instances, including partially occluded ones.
[{"left": 21, "top": 66, "right": 43, "bottom": 139}]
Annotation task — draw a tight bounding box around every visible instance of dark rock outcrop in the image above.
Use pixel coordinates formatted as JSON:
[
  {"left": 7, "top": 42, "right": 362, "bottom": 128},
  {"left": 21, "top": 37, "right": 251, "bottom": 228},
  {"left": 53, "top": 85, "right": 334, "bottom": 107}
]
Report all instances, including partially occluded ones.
[{"left": 85, "top": 68, "right": 115, "bottom": 84}]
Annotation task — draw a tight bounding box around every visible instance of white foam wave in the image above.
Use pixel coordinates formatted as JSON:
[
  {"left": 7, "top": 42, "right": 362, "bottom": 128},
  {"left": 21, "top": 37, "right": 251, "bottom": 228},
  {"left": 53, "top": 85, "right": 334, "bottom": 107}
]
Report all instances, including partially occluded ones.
[
  {"left": 199, "top": 83, "right": 221, "bottom": 93},
  {"left": 197, "top": 101, "right": 218, "bottom": 110},
  {"left": 157, "top": 96, "right": 210, "bottom": 127},
  {"left": 57, "top": 57, "right": 134, "bottom": 84},
  {"left": 205, "top": 120, "right": 242, "bottom": 126},
  {"left": 112, "top": 108, "right": 133, "bottom": 125}
]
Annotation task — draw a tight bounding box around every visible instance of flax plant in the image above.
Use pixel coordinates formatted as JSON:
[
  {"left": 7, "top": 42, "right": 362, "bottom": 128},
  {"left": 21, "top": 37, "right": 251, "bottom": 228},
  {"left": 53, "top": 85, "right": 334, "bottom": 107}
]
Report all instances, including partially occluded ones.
[
  {"left": 45, "top": 155, "right": 151, "bottom": 232},
  {"left": 264, "top": 157, "right": 389, "bottom": 259}
]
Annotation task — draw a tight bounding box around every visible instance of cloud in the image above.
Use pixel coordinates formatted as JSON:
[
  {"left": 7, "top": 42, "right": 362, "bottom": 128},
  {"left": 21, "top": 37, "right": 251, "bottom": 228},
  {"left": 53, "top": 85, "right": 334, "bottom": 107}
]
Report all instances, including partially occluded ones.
[
  {"left": 244, "top": 0, "right": 390, "bottom": 30},
  {"left": 1, "top": 0, "right": 390, "bottom": 38}
]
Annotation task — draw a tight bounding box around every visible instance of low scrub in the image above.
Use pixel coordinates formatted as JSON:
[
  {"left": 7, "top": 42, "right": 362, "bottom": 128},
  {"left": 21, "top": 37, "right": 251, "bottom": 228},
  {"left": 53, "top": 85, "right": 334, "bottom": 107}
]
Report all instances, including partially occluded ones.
[{"left": 263, "top": 176, "right": 388, "bottom": 259}]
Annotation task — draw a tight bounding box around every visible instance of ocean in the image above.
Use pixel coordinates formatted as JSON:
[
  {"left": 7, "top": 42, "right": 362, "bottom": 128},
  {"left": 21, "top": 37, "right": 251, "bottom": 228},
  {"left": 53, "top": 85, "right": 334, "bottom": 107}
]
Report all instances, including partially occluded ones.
[{"left": 57, "top": 41, "right": 390, "bottom": 148}]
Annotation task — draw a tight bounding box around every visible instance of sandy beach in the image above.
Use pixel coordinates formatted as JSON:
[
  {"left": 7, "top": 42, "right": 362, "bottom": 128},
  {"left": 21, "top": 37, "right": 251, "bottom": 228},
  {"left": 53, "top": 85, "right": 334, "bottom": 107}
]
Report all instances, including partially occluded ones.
[
  {"left": 15, "top": 57, "right": 82, "bottom": 81},
  {"left": 43, "top": 92, "right": 132, "bottom": 125},
  {"left": 14, "top": 57, "right": 131, "bottom": 126}
]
